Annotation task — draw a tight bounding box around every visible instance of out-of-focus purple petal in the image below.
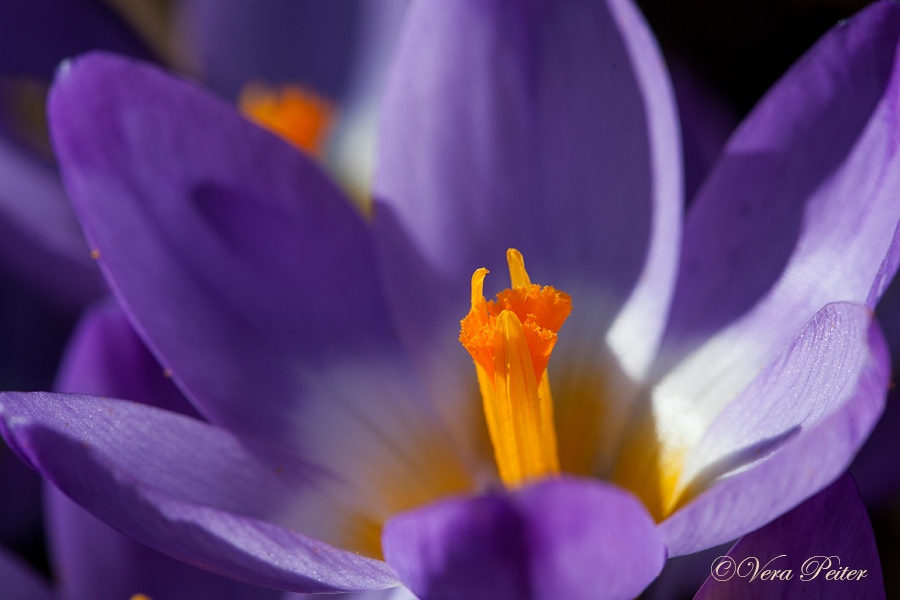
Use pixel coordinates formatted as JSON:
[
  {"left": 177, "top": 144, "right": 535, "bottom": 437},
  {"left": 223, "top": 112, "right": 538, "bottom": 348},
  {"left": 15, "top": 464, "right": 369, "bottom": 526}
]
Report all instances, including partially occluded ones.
[
  {"left": 0, "top": 393, "right": 398, "bottom": 593},
  {"left": 54, "top": 298, "right": 198, "bottom": 417},
  {"left": 694, "top": 473, "right": 885, "bottom": 600},
  {"left": 668, "top": 61, "right": 739, "bottom": 203},
  {"left": 48, "top": 52, "right": 411, "bottom": 444},
  {"left": 0, "top": 545, "right": 52, "bottom": 600},
  {"left": 661, "top": 303, "right": 889, "bottom": 556},
  {"left": 46, "top": 484, "right": 282, "bottom": 600},
  {"left": 0, "top": 439, "right": 42, "bottom": 546},
  {"left": 48, "top": 299, "right": 280, "bottom": 599},
  {"left": 0, "top": 0, "right": 151, "bottom": 79},
  {"left": 641, "top": 544, "right": 731, "bottom": 600},
  {"left": 383, "top": 477, "right": 664, "bottom": 600},
  {"left": 852, "top": 274, "right": 900, "bottom": 506},
  {"left": 850, "top": 384, "right": 900, "bottom": 507},
  {"left": 374, "top": 0, "right": 682, "bottom": 378},
  {"left": 182, "top": 0, "right": 361, "bottom": 101},
  {"left": 327, "top": 0, "right": 411, "bottom": 199},
  {"left": 0, "top": 137, "right": 104, "bottom": 309},
  {"left": 652, "top": 1, "right": 900, "bottom": 462}
]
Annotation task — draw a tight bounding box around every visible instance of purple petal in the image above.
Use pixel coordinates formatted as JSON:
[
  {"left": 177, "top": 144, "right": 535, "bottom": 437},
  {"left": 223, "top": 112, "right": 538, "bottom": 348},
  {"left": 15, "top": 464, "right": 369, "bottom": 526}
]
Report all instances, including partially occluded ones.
[
  {"left": 849, "top": 381, "right": 900, "bottom": 507},
  {"left": 668, "top": 1, "right": 900, "bottom": 347},
  {"left": 373, "top": 0, "right": 682, "bottom": 379},
  {"left": 661, "top": 303, "right": 889, "bottom": 556},
  {"left": 45, "top": 484, "right": 282, "bottom": 600},
  {"left": 383, "top": 477, "right": 665, "bottom": 600},
  {"left": 0, "top": 392, "right": 398, "bottom": 593},
  {"left": 668, "top": 61, "right": 739, "bottom": 203},
  {"left": 48, "top": 52, "right": 408, "bottom": 444},
  {"left": 50, "top": 300, "right": 279, "bottom": 598},
  {"left": 0, "top": 0, "right": 151, "bottom": 79},
  {"left": 852, "top": 275, "right": 900, "bottom": 506},
  {"left": 54, "top": 298, "right": 199, "bottom": 417},
  {"left": 327, "top": 0, "right": 412, "bottom": 199},
  {"left": 0, "top": 438, "right": 42, "bottom": 547},
  {"left": 0, "top": 137, "right": 104, "bottom": 308},
  {"left": 641, "top": 544, "right": 731, "bottom": 600},
  {"left": 694, "top": 473, "right": 885, "bottom": 600},
  {"left": 182, "top": 0, "right": 362, "bottom": 101},
  {"left": 652, "top": 1, "right": 900, "bottom": 466},
  {"left": 0, "top": 545, "right": 52, "bottom": 600}
]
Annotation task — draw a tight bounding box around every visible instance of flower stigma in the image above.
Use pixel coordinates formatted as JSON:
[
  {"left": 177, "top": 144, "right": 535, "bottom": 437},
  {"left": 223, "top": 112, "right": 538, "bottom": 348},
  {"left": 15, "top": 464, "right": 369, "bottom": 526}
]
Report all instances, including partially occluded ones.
[
  {"left": 238, "top": 82, "right": 334, "bottom": 156},
  {"left": 460, "top": 248, "right": 572, "bottom": 488}
]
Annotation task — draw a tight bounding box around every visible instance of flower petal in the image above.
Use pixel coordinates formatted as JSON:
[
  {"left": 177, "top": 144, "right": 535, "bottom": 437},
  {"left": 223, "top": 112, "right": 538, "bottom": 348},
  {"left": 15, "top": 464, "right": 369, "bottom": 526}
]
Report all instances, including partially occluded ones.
[
  {"left": 849, "top": 383, "right": 900, "bottom": 506},
  {"left": 373, "top": 0, "right": 682, "bottom": 380},
  {"left": 852, "top": 275, "right": 900, "bottom": 506},
  {"left": 48, "top": 52, "right": 407, "bottom": 444},
  {"left": 54, "top": 298, "right": 198, "bottom": 417},
  {"left": 694, "top": 473, "right": 885, "bottom": 600},
  {"left": 653, "top": 0, "right": 900, "bottom": 458},
  {"left": 182, "top": 0, "right": 361, "bottom": 101},
  {"left": 0, "top": 137, "right": 104, "bottom": 308},
  {"left": 0, "top": 392, "right": 398, "bottom": 592},
  {"left": 668, "top": 61, "right": 739, "bottom": 203},
  {"left": 327, "top": 0, "right": 412, "bottom": 200},
  {"left": 660, "top": 303, "right": 889, "bottom": 555},
  {"left": 46, "top": 484, "right": 283, "bottom": 600},
  {"left": 383, "top": 477, "right": 665, "bottom": 600},
  {"left": 0, "top": 437, "right": 42, "bottom": 546},
  {"left": 50, "top": 300, "right": 281, "bottom": 599},
  {"left": 0, "top": 545, "right": 52, "bottom": 600}
]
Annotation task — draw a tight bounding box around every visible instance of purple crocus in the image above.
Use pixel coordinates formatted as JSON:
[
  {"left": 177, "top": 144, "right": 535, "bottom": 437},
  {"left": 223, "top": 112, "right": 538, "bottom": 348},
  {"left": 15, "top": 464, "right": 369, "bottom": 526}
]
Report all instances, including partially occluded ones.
[{"left": 2, "top": 0, "right": 900, "bottom": 598}]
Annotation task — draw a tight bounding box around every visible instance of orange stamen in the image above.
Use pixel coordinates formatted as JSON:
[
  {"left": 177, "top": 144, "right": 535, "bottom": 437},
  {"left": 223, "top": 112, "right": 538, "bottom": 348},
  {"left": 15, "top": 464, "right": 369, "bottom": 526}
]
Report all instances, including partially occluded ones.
[
  {"left": 460, "top": 249, "right": 571, "bottom": 487},
  {"left": 238, "top": 82, "right": 334, "bottom": 156}
]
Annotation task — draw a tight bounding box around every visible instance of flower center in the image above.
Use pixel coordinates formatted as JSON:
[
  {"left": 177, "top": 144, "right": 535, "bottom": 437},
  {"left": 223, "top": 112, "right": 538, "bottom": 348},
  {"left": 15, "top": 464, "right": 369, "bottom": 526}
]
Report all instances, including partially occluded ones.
[
  {"left": 238, "top": 82, "right": 334, "bottom": 156},
  {"left": 460, "top": 248, "right": 572, "bottom": 488}
]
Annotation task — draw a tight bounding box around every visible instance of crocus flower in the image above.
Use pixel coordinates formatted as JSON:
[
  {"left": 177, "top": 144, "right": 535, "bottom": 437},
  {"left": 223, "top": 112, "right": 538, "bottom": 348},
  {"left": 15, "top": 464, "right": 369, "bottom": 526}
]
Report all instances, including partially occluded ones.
[
  {"left": 693, "top": 472, "right": 885, "bottom": 599},
  {"left": 2, "top": 0, "right": 900, "bottom": 599}
]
